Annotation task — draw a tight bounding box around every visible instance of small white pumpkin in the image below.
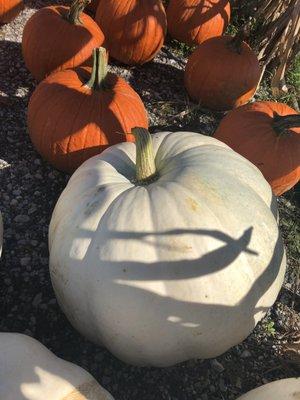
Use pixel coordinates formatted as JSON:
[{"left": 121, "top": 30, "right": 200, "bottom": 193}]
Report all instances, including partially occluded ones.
[
  {"left": 49, "top": 129, "right": 286, "bottom": 367},
  {"left": 0, "top": 333, "right": 114, "bottom": 400},
  {"left": 237, "top": 378, "right": 300, "bottom": 399}
]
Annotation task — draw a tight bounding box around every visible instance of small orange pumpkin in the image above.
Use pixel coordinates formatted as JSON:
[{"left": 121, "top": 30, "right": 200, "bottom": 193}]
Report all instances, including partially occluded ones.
[
  {"left": 184, "top": 35, "right": 261, "bottom": 111},
  {"left": 22, "top": 0, "right": 104, "bottom": 81},
  {"left": 214, "top": 101, "right": 300, "bottom": 195},
  {"left": 167, "top": 0, "right": 231, "bottom": 46},
  {"left": 95, "top": 0, "right": 167, "bottom": 65},
  {"left": 0, "top": 0, "right": 23, "bottom": 24},
  {"left": 27, "top": 47, "right": 148, "bottom": 173}
]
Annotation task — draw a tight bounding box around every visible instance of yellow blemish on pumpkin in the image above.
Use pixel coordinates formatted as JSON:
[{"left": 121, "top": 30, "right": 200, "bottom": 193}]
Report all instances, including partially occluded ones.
[
  {"left": 186, "top": 197, "right": 199, "bottom": 212},
  {"left": 63, "top": 380, "right": 110, "bottom": 400}
]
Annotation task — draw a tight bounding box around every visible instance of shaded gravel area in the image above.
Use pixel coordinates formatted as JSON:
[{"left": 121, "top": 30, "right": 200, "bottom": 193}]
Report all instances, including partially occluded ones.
[{"left": 0, "top": 1, "right": 299, "bottom": 399}]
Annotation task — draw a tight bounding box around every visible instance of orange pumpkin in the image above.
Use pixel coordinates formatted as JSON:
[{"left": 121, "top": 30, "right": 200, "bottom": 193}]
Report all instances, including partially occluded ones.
[
  {"left": 184, "top": 35, "right": 261, "bottom": 111},
  {"left": 0, "top": 0, "right": 23, "bottom": 24},
  {"left": 95, "top": 0, "right": 167, "bottom": 65},
  {"left": 167, "top": 0, "right": 231, "bottom": 46},
  {"left": 22, "top": 0, "right": 104, "bottom": 81},
  {"left": 27, "top": 47, "right": 148, "bottom": 173},
  {"left": 86, "top": 0, "right": 100, "bottom": 13},
  {"left": 214, "top": 101, "right": 300, "bottom": 195}
]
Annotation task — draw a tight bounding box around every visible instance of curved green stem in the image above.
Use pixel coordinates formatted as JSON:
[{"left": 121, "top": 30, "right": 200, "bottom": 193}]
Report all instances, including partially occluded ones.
[
  {"left": 131, "top": 128, "right": 158, "bottom": 185},
  {"left": 65, "top": 0, "right": 91, "bottom": 25},
  {"left": 85, "top": 47, "right": 109, "bottom": 91},
  {"left": 272, "top": 113, "right": 300, "bottom": 135}
]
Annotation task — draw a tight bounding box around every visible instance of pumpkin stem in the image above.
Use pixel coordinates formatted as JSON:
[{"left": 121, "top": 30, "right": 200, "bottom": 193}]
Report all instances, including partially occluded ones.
[
  {"left": 65, "top": 0, "right": 91, "bottom": 25},
  {"left": 85, "top": 47, "right": 109, "bottom": 90},
  {"left": 131, "top": 127, "right": 158, "bottom": 185},
  {"left": 228, "top": 26, "right": 249, "bottom": 54},
  {"left": 272, "top": 113, "right": 300, "bottom": 135}
]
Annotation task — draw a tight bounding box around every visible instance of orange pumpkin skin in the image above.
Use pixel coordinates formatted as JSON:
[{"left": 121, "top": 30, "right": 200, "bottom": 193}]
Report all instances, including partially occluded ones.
[
  {"left": 167, "top": 0, "right": 231, "bottom": 46},
  {"left": 27, "top": 66, "right": 148, "bottom": 173},
  {"left": 22, "top": 6, "right": 104, "bottom": 81},
  {"left": 214, "top": 101, "right": 300, "bottom": 196},
  {"left": 95, "top": 0, "right": 167, "bottom": 65},
  {"left": 0, "top": 0, "right": 23, "bottom": 23},
  {"left": 184, "top": 36, "right": 261, "bottom": 111}
]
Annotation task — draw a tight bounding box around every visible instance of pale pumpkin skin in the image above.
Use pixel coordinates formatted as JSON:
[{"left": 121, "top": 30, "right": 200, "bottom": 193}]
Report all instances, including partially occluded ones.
[
  {"left": 237, "top": 378, "right": 300, "bottom": 399},
  {"left": 49, "top": 131, "right": 286, "bottom": 367},
  {"left": 0, "top": 333, "right": 114, "bottom": 400}
]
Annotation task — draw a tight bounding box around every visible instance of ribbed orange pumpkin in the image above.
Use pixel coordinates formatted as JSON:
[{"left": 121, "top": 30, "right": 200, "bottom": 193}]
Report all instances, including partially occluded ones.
[
  {"left": 22, "top": 0, "right": 104, "bottom": 81},
  {"left": 27, "top": 47, "right": 148, "bottom": 173},
  {"left": 167, "top": 0, "right": 230, "bottom": 46},
  {"left": 214, "top": 101, "right": 300, "bottom": 195},
  {"left": 184, "top": 35, "right": 261, "bottom": 111},
  {"left": 95, "top": 0, "right": 167, "bottom": 65},
  {"left": 0, "top": 0, "right": 23, "bottom": 23}
]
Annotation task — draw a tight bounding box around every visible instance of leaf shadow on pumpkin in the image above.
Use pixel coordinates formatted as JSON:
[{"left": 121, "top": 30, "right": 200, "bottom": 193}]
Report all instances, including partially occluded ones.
[
  {"left": 51, "top": 185, "right": 284, "bottom": 367},
  {"left": 0, "top": 40, "right": 35, "bottom": 105},
  {"left": 98, "top": 0, "right": 167, "bottom": 64},
  {"left": 169, "top": 0, "right": 230, "bottom": 35}
]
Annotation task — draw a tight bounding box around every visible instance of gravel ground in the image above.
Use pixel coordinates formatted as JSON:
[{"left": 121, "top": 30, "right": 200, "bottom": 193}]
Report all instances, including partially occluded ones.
[{"left": 0, "top": 2, "right": 299, "bottom": 399}]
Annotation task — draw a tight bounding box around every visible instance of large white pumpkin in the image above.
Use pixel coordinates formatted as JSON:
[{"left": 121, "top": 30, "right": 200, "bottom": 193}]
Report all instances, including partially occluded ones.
[
  {"left": 0, "top": 333, "right": 114, "bottom": 400},
  {"left": 49, "top": 129, "right": 286, "bottom": 367},
  {"left": 237, "top": 378, "right": 300, "bottom": 399}
]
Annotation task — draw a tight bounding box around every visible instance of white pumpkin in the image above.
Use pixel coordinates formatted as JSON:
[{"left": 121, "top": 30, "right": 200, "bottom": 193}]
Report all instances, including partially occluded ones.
[
  {"left": 237, "top": 378, "right": 300, "bottom": 399},
  {"left": 49, "top": 129, "right": 286, "bottom": 367},
  {"left": 0, "top": 333, "right": 114, "bottom": 400},
  {"left": 0, "top": 212, "right": 2, "bottom": 257}
]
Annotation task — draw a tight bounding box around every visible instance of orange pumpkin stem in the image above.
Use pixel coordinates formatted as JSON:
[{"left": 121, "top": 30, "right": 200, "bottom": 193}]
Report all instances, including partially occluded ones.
[
  {"left": 85, "top": 47, "right": 109, "bottom": 90},
  {"left": 65, "top": 0, "right": 91, "bottom": 25},
  {"left": 272, "top": 113, "right": 300, "bottom": 135},
  {"left": 131, "top": 127, "right": 158, "bottom": 185}
]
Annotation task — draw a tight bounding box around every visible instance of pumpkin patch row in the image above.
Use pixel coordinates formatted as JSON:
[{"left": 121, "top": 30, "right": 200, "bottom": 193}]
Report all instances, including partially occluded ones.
[
  {"left": 0, "top": 0, "right": 299, "bottom": 399},
  {"left": 19, "top": 0, "right": 300, "bottom": 193},
  {"left": 21, "top": 0, "right": 259, "bottom": 111}
]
